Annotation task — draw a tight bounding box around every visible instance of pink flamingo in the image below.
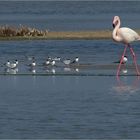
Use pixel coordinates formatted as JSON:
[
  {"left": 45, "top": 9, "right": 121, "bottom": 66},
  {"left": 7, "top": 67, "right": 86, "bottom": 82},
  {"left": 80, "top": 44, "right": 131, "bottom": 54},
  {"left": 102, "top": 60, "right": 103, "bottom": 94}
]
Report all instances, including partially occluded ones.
[{"left": 112, "top": 16, "right": 140, "bottom": 76}]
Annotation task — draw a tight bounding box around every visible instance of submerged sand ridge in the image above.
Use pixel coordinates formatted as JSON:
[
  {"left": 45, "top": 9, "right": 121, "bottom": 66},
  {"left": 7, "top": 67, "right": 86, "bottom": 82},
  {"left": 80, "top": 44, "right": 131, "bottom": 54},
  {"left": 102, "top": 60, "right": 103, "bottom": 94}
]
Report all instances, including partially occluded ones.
[
  {"left": 45, "top": 30, "right": 112, "bottom": 40},
  {"left": 0, "top": 29, "right": 112, "bottom": 40},
  {"left": 0, "top": 26, "right": 140, "bottom": 40}
]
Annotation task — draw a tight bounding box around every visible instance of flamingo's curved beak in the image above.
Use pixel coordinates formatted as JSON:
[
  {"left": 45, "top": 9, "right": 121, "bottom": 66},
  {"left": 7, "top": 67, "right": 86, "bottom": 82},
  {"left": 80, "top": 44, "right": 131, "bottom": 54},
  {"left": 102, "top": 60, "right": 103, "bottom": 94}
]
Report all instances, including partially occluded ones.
[{"left": 112, "top": 24, "right": 115, "bottom": 28}]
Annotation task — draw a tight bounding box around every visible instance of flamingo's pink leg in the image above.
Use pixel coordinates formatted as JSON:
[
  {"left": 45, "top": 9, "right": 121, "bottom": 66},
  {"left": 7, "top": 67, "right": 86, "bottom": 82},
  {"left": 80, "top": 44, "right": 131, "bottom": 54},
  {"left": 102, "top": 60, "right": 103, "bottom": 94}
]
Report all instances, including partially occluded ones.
[
  {"left": 117, "top": 44, "right": 128, "bottom": 76},
  {"left": 128, "top": 44, "right": 140, "bottom": 75}
]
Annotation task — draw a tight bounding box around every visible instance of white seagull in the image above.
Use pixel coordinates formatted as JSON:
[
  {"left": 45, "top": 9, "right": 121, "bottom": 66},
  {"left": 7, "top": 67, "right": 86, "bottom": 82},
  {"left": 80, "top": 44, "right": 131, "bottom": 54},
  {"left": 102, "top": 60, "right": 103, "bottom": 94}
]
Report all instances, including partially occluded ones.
[
  {"left": 114, "top": 56, "right": 128, "bottom": 64},
  {"left": 52, "top": 57, "right": 61, "bottom": 61},
  {"left": 71, "top": 57, "right": 79, "bottom": 64},
  {"left": 50, "top": 60, "right": 56, "bottom": 66},
  {"left": 28, "top": 61, "right": 36, "bottom": 67},
  {"left": 5, "top": 60, "right": 18, "bottom": 69},
  {"left": 63, "top": 59, "right": 71, "bottom": 65}
]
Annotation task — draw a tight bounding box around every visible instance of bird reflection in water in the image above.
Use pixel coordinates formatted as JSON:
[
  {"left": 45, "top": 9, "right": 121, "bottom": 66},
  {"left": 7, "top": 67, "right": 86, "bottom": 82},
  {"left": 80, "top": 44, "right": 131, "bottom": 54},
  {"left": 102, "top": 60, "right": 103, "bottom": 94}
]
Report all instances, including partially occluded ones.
[
  {"left": 75, "top": 68, "right": 79, "bottom": 72},
  {"left": 28, "top": 67, "right": 36, "bottom": 74},
  {"left": 121, "top": 68, "right": 128, "bottom": 74},
  {"left": 112, "top": 75, "right": 140, "bottom": 94},
  {"left": 5, "top": 68, "right": 18, "bottom": 74},
  {"left": 64, "top": 67, "right": 79, "bottom": 73},
  {"left": 45, "top": 68, "right": 56, "bottom": 74},
  {"left": 64, "top": 67, "right": 71, "bottom": 72}
]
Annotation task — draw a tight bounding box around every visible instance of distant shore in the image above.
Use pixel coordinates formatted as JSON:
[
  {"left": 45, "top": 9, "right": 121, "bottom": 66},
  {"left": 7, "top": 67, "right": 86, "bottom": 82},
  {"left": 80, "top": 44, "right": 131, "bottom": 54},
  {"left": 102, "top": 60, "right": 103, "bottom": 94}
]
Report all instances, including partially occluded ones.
[{"left": 1, "top": 30, "right": 140, "bottom": 40}]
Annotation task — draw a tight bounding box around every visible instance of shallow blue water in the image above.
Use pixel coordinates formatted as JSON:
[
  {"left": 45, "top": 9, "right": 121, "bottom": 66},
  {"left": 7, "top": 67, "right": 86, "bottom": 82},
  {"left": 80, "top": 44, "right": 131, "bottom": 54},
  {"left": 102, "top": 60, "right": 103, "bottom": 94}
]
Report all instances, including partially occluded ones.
[
  {"left": 0, "top": 39, "right": 139, "bottom": 75},
  {"left": 0, "top": 1, "right": 140, "bottom": 138},
  {"left": 0, "top": 40, "right": 139, "bottom": 138},
  {"left": 0, "top": 1, "right": 140, "bottom": 30},
  {"left": 0, "top": 76, "right": 140, "bottom": 139}
]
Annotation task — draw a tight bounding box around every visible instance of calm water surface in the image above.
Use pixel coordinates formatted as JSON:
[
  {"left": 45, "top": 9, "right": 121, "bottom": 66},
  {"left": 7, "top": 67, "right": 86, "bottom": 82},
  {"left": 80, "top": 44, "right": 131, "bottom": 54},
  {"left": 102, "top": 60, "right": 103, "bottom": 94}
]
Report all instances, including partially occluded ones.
[
  {"left": 0, "top": 39, "right": 140, "bottom": 75},
  {"left": 0, "top": 76, "right": 140, "bottom": 139},
  {"left": 0, "top": 1, "right": 140, "bottom": 139},
  {"left": 0, "top": 40, "right": 139, "bottom": 138},
  {"left": 0, "top": 1, "right": 140, "bottom": 30}
]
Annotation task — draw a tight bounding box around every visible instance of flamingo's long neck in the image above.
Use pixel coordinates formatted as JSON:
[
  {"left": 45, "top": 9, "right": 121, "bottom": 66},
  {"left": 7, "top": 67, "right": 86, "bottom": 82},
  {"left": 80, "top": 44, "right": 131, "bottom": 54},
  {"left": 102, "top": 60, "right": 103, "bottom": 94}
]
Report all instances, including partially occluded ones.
[{"left": 112, "top": 18, "right": 122, "bottom": 42}]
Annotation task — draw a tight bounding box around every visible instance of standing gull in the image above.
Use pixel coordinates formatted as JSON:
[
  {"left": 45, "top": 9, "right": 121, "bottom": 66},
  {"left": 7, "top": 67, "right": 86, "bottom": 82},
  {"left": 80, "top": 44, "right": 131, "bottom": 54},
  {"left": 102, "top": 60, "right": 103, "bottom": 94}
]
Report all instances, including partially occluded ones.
[{"left": 5, "top": 60, "right": 18, "bottom": 69}]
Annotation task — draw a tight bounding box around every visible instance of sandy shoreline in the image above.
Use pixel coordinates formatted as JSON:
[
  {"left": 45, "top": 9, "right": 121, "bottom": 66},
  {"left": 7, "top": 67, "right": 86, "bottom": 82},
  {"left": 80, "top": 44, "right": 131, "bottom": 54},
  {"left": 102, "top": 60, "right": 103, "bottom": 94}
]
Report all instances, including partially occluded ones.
[
  {"left": 0, "top": 30, "right": 140, "bottom": 40},
  {"left": 45, "top": 30, "right": 112, "bottom": 40},
  {"left": 0, "top": 30, "right": 111, "bottom": 40}
]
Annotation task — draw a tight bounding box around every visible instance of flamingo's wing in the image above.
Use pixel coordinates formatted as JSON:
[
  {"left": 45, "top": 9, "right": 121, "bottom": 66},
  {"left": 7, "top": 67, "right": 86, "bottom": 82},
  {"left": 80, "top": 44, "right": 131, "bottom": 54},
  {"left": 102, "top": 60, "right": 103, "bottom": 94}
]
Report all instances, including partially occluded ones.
[{"left": 119, "top": 27, "right": 140, "bottom": 43}]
